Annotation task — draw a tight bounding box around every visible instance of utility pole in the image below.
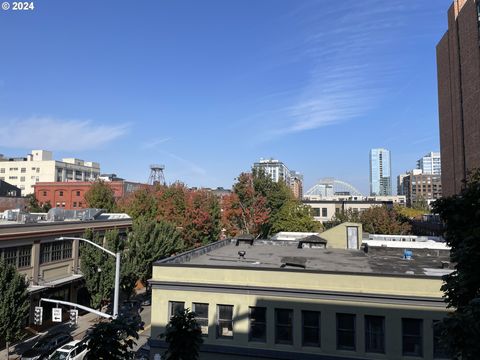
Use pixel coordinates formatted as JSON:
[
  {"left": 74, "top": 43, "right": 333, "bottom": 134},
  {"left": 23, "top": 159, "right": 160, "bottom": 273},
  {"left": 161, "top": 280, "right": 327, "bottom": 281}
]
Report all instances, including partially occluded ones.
[{"left": 57, "top": 236, "right": 121, "bottom": 319}]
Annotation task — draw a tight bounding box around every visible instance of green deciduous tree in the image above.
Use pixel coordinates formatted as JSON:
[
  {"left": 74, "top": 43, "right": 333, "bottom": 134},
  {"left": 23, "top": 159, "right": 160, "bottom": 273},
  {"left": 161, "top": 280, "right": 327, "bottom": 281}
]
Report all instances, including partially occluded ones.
[
  {"left": 0, "top": 259, "right": 30, "bottom": 360},
  {"left": 394, "top": 204, "right": 425, "bottom": 220},
  {"left": 328, "top": 206, "right": 411, "bottom": 235},
  {"left": 84, "top": 180, "right": 116, "bottom": 212},
  {"left": 252, "top": 169, "right": 294, "bottom": 237},
  {"left": 86, "top": 315, "right": 142, "bottom": 360},
  {"left": 25, "top": 193, "right": 42, "bottom": 212},
  {"left": 125, "top": 217, "right": 185, "bottom": 286},
  {"left": 80, "top": 229, "right": 120, "bottom": 309},
  {"left": 117, "top": 185, "right": 158, "bottom": 220},
  {"left": 271, "top": 201, "right": 321, "bottom": 233},
  {"left": 412, "top": 196, "right": 430, "bottom": 213},
  {"left": 433, "top": 170, "right": 480, "bottom": 359},
  {"left": 360, "top": 206, "right": 411, "bottom": 234},
  {"left": 25, "top": 194, "right": 51, "bottom": 212},
  {"left": 161, "top": 309, "right": 203, "bottom": 360}
]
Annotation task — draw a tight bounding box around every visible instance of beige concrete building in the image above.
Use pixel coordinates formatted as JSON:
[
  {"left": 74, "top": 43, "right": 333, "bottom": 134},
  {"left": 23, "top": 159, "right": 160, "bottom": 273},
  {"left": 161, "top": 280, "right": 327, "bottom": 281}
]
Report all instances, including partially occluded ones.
[
  {"left": 303, "top": 198, "right": 403, "bottom": 223},
  {"left": 149, "top": 223, "right": 450, "bottom": 360},
  {"left": 0, "top": 214, "right": 131, "bottom": 324},
  {"left": 0, "top": 150, "right": 100, "bottom": 196}
]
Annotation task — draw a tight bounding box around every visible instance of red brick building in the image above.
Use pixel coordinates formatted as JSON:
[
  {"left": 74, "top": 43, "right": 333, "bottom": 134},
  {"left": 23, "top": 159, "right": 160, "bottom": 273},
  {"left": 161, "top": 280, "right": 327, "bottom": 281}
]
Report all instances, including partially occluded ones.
[
  {"left": 437, "top": 0, "right": 480, "bottom": 196},
  {"left": 34, "top": 181, "right": 145, "bottom": 209}
]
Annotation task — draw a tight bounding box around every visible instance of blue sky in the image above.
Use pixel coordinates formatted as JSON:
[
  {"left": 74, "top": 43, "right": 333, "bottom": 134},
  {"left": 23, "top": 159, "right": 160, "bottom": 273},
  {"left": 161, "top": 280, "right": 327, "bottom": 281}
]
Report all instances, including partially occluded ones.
[{"left": 0, "top": 0, "right": 451, "bottom": 194}]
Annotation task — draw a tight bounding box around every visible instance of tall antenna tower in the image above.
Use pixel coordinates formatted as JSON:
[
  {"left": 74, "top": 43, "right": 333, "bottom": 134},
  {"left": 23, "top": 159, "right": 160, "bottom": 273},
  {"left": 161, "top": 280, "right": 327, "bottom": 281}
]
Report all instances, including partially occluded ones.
[{"left": 148, "top": 164, "right": 166, "bottom": 185}]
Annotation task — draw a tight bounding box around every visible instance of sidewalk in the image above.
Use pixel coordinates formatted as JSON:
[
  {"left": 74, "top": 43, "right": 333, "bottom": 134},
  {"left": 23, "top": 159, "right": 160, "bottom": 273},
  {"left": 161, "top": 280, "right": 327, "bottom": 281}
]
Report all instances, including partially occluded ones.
[{"left": 1, "top": 312, "right": 99, "bottom": 360}]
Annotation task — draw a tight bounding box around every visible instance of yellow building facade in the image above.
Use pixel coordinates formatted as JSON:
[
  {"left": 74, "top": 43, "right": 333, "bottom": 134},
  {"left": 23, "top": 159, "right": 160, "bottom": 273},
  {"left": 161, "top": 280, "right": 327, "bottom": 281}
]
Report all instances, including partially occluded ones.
[{"left": 149, "top": 229, "right": 450, "bottom": 360}]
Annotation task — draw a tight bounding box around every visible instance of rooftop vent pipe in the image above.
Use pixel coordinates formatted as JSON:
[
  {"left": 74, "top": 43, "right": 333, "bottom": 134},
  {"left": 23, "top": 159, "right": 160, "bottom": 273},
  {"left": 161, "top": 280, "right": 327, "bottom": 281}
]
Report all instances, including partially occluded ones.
[{"left": 403, "top": 249, "right": 413, "bottom": 260}]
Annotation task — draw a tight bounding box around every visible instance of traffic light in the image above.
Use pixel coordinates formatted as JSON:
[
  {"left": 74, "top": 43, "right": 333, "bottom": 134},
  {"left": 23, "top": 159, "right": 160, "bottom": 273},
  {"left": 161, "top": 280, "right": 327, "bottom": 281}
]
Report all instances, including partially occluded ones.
[
  {"left": 69, "top": 309, "right": 78, "bottom": 326},
  {"left": 34, "top": 306, "right": 43, "bottom": 326}
]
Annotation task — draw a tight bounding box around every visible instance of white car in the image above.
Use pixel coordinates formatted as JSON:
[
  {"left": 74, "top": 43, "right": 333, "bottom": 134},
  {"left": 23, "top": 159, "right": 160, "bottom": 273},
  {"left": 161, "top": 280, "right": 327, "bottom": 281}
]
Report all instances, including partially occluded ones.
[{"left": 48, "top": 340, "right": 88, "bottom": 360}]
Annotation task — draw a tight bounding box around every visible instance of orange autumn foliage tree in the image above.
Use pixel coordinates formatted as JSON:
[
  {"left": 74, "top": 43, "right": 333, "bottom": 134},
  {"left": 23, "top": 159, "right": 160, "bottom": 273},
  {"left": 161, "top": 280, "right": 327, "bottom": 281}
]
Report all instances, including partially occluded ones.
[
  {"left": 221, "top": 173, "right": 270, "bottom": 237},
  {"left": 118, "top": 183, "right": 221, "bottom": 247}
]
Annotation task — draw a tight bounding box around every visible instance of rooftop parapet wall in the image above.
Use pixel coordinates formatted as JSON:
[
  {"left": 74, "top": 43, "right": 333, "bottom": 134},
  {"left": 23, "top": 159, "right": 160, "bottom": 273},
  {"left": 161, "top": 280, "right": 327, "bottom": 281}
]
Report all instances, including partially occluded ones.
[{"left": 152, "top": 265, "right": 444, "bottom": 300}]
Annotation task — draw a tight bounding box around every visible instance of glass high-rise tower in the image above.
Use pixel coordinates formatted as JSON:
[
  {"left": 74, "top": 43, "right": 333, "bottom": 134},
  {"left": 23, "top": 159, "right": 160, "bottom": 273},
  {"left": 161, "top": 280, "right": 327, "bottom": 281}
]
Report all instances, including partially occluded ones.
[{"left": 369, "top": 148, "right": 392, "bottom": 196}]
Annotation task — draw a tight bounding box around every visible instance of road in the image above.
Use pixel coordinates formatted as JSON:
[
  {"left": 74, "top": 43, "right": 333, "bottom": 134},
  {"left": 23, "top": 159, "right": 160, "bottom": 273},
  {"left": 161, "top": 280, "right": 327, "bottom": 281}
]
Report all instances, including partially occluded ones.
[{"left": 0, "top": 299, "right": 152, "bottom": 360}]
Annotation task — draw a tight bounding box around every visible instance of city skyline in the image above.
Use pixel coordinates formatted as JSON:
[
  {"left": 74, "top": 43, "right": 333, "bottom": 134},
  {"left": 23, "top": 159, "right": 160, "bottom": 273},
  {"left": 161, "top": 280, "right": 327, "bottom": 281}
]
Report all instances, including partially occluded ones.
[{"left": 0, "top": 0, "right": 451, "bottom": 194}]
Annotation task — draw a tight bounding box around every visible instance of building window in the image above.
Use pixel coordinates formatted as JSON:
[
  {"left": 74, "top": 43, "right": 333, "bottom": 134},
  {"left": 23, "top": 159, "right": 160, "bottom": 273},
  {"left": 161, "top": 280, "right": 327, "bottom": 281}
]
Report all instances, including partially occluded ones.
[
  {"left": 275, "top": 308, "right": 293, "bottom": 345},
  {"left": 73, "top": 202, "right": 77, "bottom": 208},
  {"left": 18, "top": 246, "right": 31, "bottom": 268},
  {"left": 76, "top": 191, "right": 81, "bottom": 196},
  {"left": 40, "top": 241, "right": 72, "bottom": 264},
  {"left": 36, "top": 168, "right": 40, "bottom": 173},
  {"left": 433, "top": 321, "right": 449, "bottom": 359},
  {"left": 193, "top": 303, "right": 208, "bottom": 336},
  {"left": 20, "top": 176, "right": 25, "bottom": 182},
  {"left": 249, "top": 307, "right": 266, "bottom": 342},
  {"left": 43, "top": 191, "right": 47, "bottom": 196},
  {"left": 40, "top": 243, "right": 52, "bottom": 264},
  {"left": 302, "top": 310, "right": 320, "bottom": 347},
  {"left": 311, "top": 208, "right": 320, "bottom": 217},
  {"left": 52, "top": 242, "right": 63, "bottom": 261},
  {"left": 365, "top": 315, "right": 385, "bottom": 353},
  {"left": 63, "top": 241, "right": 72, "bottom": 259},
  {"left": 20, "top": 168, "right": 26, "bottom": 173},
  {"left": 402, "top": 318, "right": 423, "bottom": 357},
  {"left": 59, "top": 191, "right": 63, "bottom": 196},
  {"left": 3, "top": 248, "right": 17, "bottom": 267},
  {"left": 322, "top": 208, "right": 327, "bottom": 217},
  {"left": 168, "top": 301, "right": 184, "bottom": 319},
  {"left": 337, "top": 313, "right": 356, "bottom": 350},
  {"left": 217, "top": 305, "right": 233, "bottom": 338},
  {"left": 0, "top": 168, "right": 4, "bottom": 173}
]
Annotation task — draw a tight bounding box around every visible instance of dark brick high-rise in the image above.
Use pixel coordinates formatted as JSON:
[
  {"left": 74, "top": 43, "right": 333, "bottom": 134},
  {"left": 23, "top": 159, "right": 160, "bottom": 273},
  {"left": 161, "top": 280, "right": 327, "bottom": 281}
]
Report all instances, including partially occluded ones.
[{"left": 436, "top": 0, "right": 480, "bottom": 196}]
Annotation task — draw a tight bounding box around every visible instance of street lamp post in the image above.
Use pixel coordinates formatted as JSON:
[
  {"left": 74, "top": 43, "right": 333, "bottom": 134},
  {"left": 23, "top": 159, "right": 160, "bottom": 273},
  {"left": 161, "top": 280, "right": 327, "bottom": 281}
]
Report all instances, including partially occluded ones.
[{"left": 57, "top": 236, "right": 121, "bottom": 319}]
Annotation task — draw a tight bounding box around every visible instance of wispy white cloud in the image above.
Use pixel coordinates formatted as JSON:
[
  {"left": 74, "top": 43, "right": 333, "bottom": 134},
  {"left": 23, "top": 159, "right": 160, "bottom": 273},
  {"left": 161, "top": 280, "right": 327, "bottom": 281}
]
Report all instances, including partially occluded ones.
[
  {"left": 159, "top": 150, "right": 207, "bottom": 177},
  {"left": 0, "top": 117, "right": 128, "bottom": 151},
  {"left": 251, "top": 0, "right": 421, "bottom": 138},
  {"left": 410, "top": 136, "right": 437, "bottom": 145},
  {"left": 141, "top": 137, "right": 171, "bottom": 150}
]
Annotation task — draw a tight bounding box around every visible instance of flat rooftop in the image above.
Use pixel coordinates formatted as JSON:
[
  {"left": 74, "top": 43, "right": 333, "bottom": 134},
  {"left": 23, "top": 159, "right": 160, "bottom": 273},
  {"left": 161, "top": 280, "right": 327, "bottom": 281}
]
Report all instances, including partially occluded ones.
[{"left": 158, "top": 240, "right": 451, "bottom": 278}]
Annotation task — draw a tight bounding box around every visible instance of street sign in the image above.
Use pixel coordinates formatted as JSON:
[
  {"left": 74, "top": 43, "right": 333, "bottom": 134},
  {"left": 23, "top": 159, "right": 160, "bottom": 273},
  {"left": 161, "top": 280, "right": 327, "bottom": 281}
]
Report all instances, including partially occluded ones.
[{"left": 52, "top": 307, "right": 62, "bottom": 322}]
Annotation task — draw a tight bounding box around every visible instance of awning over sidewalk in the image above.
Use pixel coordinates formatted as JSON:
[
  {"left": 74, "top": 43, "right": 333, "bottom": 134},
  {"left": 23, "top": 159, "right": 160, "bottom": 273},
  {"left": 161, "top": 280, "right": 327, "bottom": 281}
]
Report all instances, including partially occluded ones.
[{"left": 28, "top": 274, "right": 84, "bottom": 294}]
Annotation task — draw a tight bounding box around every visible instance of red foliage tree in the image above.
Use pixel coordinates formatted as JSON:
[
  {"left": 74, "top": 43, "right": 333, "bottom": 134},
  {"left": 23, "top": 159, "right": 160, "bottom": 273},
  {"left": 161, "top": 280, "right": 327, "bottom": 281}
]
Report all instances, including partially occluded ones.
[{"left": 119, "top": 182, "right": 221, "bottom": 248}]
